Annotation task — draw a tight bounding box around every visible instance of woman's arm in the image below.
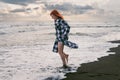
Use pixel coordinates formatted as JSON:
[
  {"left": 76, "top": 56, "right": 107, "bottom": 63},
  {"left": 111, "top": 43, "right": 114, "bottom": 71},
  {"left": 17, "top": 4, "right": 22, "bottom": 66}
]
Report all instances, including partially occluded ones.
[
  {"left": 60, "top": 20, "right": 70, "bottom": 37},
  {"left": 55, "top": 19, "right": 70, "bottom": 41}
]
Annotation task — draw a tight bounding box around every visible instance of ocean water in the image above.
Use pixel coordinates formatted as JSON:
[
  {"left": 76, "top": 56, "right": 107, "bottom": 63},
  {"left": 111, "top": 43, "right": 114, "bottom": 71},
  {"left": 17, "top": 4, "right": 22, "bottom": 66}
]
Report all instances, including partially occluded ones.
[{"left": 0, "top": 21, "right": 120, "bottom": 80}]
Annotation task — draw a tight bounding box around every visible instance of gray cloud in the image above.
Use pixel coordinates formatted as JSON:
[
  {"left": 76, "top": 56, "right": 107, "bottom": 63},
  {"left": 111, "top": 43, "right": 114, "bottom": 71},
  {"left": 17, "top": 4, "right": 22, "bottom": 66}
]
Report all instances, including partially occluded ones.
[
  {"left": 10, "top": 8, "right": 39, "bottom": 13},
  {"left": 0, "top": 0, "right": 94, "bottom": 15},
  {"left": 0, "top": 0, "right": 35, "bottom": 5},
  {"left": 33, "top": 7, "right": 39, "bottom": 10},
  {"left": 10, "top": 8, "right": 26, "bottom": 13},
  {"left": 45, "top": 3, "right": 94, "bottom": 15},
  {"left": 26, "top": 8, "right": 31, "bottom": 11}
]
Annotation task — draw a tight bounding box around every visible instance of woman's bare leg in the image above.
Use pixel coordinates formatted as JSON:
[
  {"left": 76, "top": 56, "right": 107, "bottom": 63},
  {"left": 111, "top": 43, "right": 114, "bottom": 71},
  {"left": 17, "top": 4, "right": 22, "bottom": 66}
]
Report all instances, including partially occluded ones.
[
  {"left": 63, "top": 52, "right": 69, "bottom": 63},
  {"left": 58, "top": 42, "right": 67, "bottom": 66}
]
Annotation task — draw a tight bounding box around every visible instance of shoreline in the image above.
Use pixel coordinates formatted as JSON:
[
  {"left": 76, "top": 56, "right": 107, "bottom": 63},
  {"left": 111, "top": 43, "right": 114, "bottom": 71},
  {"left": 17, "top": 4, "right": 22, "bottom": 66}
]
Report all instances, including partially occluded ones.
[{"left": 63, "top": 40, "right": 120, "bottom": 80}]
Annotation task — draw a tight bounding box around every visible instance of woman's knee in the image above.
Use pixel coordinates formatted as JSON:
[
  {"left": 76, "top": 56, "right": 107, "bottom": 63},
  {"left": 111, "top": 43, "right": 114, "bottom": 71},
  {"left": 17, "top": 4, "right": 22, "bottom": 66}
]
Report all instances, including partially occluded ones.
[
  {"left": 58, "top": 42, "right": 64, "bottom": 53},
  {"left": 58, "top": 48, "right": 63, "bottom": 54}
]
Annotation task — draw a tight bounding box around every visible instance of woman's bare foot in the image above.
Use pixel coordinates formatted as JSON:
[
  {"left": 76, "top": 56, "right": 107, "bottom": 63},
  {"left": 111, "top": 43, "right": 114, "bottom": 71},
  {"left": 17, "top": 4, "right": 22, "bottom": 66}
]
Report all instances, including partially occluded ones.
[
  {"left": 65, "top": 54, "right": 69, "bottom": 63},
  {"left": 63, "top": 64, "right": 68, "bottom": 68}
]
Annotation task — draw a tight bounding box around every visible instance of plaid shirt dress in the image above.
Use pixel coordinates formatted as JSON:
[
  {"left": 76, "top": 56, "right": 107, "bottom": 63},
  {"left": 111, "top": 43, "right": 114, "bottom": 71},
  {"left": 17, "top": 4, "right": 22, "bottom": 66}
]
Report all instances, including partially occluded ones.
[{"left": 52, "top": 18, "right": 78, "bottom": 53}]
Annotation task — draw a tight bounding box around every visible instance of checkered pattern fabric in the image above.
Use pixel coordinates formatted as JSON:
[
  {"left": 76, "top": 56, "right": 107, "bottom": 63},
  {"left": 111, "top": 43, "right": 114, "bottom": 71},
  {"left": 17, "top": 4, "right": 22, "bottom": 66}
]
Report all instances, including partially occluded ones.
[{"left": 52, "top": 18, "right": 78, "bottom": 53}]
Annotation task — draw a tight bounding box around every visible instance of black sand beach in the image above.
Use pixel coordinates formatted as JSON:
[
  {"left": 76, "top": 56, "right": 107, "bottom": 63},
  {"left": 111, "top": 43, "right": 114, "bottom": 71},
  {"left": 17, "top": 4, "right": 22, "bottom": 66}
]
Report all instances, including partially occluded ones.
[{"left": 63, "top": 40, "right": 120, "bottom": 80}]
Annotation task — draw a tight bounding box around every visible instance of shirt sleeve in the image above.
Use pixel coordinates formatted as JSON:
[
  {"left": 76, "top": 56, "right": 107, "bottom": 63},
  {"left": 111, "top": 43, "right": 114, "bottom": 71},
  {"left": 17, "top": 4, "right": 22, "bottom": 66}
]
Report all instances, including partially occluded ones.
[
  {"left": 60, "top": 20, "right": 70, "bottom": 36},
  {"left": 55, "top": 19, "right": 70, "bottom": 41}
]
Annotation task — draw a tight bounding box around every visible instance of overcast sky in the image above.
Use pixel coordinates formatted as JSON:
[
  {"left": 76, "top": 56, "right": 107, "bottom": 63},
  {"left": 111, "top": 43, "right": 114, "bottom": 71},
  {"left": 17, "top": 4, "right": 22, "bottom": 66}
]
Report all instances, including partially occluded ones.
[{"left": 0, "top": 0, "right": 120, "bottom": 23}]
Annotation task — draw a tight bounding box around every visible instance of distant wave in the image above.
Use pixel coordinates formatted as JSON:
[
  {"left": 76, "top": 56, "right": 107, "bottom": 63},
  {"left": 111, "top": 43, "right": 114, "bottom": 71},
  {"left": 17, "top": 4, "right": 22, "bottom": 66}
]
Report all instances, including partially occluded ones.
[
  {"left": 48, "top": 32, "right": 108, "bottom": 38},
  {"left": 0, "top": 32, "right": 6, "bottom": 35}
]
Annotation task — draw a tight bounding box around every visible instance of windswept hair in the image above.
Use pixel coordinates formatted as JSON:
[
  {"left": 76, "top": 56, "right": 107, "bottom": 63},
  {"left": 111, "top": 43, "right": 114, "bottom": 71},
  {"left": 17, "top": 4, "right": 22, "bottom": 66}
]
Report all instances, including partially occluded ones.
[{"left": 50, "top": 9, "right": 64, "bottom": 19}]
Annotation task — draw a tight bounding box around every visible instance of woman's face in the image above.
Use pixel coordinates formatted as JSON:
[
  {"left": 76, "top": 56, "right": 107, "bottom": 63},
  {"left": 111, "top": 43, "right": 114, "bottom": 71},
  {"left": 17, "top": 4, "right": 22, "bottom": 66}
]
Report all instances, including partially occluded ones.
[{"left": 50, "top": 14, "right": 58, "bottom": 20}]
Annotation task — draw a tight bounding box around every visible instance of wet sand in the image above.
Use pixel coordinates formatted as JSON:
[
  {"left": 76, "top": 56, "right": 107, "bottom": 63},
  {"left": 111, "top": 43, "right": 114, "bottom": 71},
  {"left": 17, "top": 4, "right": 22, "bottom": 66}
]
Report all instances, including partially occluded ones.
[{"left": 63, "top": 40, "right": 120, "bottom": 80}]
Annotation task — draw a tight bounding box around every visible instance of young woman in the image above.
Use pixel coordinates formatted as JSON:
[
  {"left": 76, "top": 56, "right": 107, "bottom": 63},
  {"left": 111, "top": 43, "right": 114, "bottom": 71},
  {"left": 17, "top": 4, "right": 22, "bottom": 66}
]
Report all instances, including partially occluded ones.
[{"left": 50, "top": 10, "right": 78, "bottom": 68}]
